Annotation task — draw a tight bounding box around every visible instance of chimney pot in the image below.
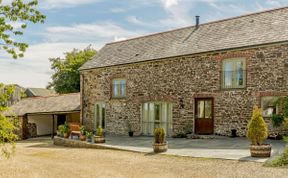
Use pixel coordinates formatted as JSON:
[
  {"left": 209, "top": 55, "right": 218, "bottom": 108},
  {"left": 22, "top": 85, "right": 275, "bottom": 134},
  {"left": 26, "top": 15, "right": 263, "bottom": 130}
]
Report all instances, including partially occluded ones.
[{"left": 196, "top": 16, "right": 200, "bottom": 27}]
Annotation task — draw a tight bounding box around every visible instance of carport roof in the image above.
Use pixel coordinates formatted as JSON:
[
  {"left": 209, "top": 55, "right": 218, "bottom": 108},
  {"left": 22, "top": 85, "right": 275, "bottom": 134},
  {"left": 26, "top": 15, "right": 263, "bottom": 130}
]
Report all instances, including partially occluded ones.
[{"left": 7, "top": 93, "right": 80, "bottom": 116}]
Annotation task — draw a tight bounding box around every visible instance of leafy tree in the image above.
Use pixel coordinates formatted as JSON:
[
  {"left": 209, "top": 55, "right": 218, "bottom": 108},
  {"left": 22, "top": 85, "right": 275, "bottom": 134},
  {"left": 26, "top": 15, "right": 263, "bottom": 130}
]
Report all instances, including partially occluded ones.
[
  {"left": 0, "top": 0, "right": 45, "bottom": 58},
  {"left": 48, "top": 47, "right": 97, "bottom": 94},
  {"left": 0, "top": 83, "right": 17, "bottom": 158},
  {"left": 0, "top": 0, "right": 44, "bottom": 158},
  {"left": 247, "top": 105, "right": 268, "bottom": 145}
]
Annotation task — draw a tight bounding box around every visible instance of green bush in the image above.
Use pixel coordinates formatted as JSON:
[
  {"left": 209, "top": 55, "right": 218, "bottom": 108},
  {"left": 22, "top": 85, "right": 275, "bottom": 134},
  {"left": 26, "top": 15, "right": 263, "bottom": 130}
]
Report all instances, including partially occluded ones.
[
  {"left": 63, "top": 122, "right": 70, "bottom": 133},
  {"left": 247, "top": 106, "right": 268, "bottom": 145},
  {"left": 96, "top": 127, "right": 104, "bottom": 137},
  {"left": 80, "top": 125, "right": 86, "bottom": 135},
  {"left": 57, "top": 125, "right": 65, "bottom": 136},
  {"left": 86, "top": 131, "right": 93, "bottom": 138},
  {"left": 265, "top": 137, "right": 288, "bottom": 167},
  {"left": 272, "top": 114, "right": 284, "bottom": 127},
  {"left": 154, "top": 128, "right": 165, "bottom": 144}
]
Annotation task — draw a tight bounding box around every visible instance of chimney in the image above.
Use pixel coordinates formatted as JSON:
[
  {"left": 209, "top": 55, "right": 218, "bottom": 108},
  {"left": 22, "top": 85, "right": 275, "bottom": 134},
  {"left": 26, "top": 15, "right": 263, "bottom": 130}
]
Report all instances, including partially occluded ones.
[{"left": 196, "top": 15, "right": 200, "bottom": 27}]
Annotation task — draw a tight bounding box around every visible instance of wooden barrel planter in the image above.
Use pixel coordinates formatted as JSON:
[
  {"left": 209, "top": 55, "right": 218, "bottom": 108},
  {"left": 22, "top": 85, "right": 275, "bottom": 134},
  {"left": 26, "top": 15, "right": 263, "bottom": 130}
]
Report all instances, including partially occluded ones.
[
  {"left": 250, "top": 144, "right": 272, "bottom": 157},
  {"left": 94, "top": 136, "right": 105, "bottom": 143},
  {"left": 153, "top": 142, "right": 168, "bottom": 153}
]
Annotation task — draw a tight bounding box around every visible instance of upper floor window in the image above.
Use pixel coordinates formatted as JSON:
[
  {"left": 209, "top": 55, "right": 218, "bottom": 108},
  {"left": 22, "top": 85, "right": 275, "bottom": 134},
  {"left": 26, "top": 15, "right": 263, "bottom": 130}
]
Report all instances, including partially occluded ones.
[
  {"left": 112, "top": 79, "right": 126, "bottom": 98},
  {"left": 222, "top": 58, "right": 246, "bottom": 89}
]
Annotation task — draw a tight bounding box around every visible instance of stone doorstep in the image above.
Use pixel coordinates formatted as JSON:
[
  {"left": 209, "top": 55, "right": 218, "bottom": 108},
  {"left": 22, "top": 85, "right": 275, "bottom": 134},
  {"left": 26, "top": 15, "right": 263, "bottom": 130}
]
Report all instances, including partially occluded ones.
[{"left": 53, "top": 136, "right": 271, "bottom": 163}]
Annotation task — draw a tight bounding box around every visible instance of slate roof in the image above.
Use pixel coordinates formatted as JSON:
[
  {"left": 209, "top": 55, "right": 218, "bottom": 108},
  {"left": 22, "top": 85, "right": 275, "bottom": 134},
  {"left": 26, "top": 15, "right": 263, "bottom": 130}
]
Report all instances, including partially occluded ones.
[
  {"left": 80, "top": 7, "right": 288, "bottom": 70},
  {"left": 25, "top": 88, "right": 56, "bottom": 97},
  {"left": 7, "top": 93, "right": 80, "bottom": 116}
]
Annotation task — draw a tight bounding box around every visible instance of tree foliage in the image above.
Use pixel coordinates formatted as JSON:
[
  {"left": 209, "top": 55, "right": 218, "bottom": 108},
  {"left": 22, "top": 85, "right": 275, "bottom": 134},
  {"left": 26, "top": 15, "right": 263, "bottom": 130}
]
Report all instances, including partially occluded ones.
[
  {"left": 0, "top": 0, "right": 45, "bottom": 58},
  {"left": 0, "top": 83, "right": 17, "bottom": 158},
  {"left": 48, "top": 47, "right": 97, "bottom": 94},
  {"left": 247, "top": 105, "right": 268, "bottom": 145}
]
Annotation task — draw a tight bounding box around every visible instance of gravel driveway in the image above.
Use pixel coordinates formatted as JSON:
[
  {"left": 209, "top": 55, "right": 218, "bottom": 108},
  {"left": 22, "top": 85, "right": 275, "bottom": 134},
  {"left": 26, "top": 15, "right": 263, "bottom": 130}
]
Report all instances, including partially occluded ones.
[{"left": 0, "top": 138, "right": 287, "bottom": 178}]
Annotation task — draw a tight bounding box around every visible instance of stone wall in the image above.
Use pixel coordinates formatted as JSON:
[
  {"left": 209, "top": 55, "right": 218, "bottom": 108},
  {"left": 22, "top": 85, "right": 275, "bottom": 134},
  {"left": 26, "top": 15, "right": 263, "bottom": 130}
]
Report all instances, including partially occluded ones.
[{"left": 81, "top": 43, "right": 288, "bottom": 137}]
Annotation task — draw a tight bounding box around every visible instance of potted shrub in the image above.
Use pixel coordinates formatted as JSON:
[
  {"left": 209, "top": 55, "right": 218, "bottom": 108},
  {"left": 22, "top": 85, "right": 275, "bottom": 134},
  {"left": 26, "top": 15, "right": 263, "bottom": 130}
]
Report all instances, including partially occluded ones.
[
  {"left": 57, "top": 125, "right": 65, "bottom": 137},
  {"left": 63, "top": 122, "right": 70, "bottom": 138},
  {"left": 247, "top": 106, "right": 271, "bottom": 157},
  {"left": 94, "top": 127, "right": 105, "bottom": 143},
  {"left": 127, "top": 122, "right": 134, "bottom": 137},
  {"left": 80, "top": 125, "right": 86, "bottom": 141},
  {"left": 86, "top": 131, "right": 93, "bottom": 143},
  {"left": 153, "top": 128, "right": 168, "bottom": 153}
]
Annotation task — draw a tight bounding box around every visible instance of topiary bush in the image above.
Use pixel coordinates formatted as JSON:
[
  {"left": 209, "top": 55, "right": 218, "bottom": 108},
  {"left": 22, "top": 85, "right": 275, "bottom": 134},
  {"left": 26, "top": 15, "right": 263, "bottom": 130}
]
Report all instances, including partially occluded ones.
[
  {"left": 247, "top": 106, "right": 268, "bottom": 145},
  {"left": 96, "top": 127, "right": 104, "bottom": 137},
  {"left": 154, "top": 128, "right": 165, "bottom": 144}
]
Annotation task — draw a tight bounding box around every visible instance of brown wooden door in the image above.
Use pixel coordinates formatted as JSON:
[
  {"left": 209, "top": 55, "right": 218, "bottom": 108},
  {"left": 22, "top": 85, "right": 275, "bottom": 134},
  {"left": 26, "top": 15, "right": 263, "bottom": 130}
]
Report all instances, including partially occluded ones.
[{"left": 195, "top": 98, "right": 214, "bottom": 134}]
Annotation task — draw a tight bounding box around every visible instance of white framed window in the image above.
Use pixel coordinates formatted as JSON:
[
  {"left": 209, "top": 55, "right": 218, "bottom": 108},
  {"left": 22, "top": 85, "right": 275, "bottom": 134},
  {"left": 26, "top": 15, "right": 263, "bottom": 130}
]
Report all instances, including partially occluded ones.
[
  {"left": 112, "top": 79, "right": 126, "bottom": 98},
  {"left": 142, "top": 102, "right": 172, "bottom": 136},
  {"left": 222, "top": 58, "right": 246, "bottom": 89},
  {"left": 261, "top": 96, "right": 280, "bottom": 117},
  {"left": 94, "top": 102, "right": 105, "bottom": 130}
]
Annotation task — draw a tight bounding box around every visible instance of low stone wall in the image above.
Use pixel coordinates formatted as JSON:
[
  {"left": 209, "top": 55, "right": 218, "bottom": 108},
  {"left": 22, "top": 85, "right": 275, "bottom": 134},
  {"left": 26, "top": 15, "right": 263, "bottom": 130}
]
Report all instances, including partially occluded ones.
[{"left": 53, "top": 136, "right": 122, "bottom": 151}]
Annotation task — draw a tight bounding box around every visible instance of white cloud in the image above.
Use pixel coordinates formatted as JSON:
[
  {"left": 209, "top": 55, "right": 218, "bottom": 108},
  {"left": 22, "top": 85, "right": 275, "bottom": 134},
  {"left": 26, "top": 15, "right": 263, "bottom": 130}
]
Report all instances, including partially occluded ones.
[
  {"left": 40, "top": 0, "right": 101, "bottom": 9},
  {"left": 159, "top": 0, "right": 194, "bottom": 28},
  {"left": 0, "top": 21, "right": 146, "bottom": 87},
  {"left": 44, "top": 22, "right": 146, "bottom": 43},
  {"left": 126, "top": 16, "right": 147, "bottom": 26},
  {"left": 161, "top": 0, "right": 179, "bottom": 8},
  {"left": 0, "top": 42, "right": 94, "bottom": 88}
]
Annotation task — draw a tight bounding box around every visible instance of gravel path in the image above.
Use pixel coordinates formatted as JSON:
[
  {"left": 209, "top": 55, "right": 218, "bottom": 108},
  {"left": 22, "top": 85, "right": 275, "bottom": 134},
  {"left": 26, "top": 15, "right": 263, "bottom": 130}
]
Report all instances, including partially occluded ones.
[{"left": 0, "top": 138, "right": 287, "bottom": 178}]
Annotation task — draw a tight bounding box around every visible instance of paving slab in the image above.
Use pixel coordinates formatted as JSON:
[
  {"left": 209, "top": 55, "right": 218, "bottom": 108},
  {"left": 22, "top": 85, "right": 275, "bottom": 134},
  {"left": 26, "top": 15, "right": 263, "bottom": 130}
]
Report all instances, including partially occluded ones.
[{"left": 103, "top": 135, "right": 286, "bottom": 163}]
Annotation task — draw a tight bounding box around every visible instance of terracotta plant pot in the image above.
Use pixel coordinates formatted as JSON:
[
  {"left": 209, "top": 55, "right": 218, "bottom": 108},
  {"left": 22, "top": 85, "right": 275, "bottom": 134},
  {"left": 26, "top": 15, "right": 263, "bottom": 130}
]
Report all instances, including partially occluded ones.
[
  {"left": 250, "top": 144, "right": 272, "bottom": 157},
  {"left": 153, "top": 142, "right": 168, "bottom": 153},
  {"left": 94, "top": 136, "right": 105, "bottom": 143},
  {"left": 80, "top": 134, "right": 86, "bottom": 141},
  {"left": 63, "top": 132, "right": 70, "bottom": 139}
]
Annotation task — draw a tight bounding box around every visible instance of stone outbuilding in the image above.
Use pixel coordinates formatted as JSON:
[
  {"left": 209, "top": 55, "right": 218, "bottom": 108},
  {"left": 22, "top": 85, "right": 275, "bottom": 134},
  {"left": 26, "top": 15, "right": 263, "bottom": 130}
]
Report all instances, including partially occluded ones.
[{"left": 79, "top": 7, "right": 288, "bottom": 137}]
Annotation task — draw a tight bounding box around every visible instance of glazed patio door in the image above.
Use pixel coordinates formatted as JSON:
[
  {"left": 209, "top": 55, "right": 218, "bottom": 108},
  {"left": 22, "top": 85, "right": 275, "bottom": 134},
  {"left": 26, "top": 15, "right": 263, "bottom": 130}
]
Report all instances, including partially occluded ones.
[
  {"left": 195, "top": 98, "right": 214, "bottom": 134},
  {"left": 94, "top": 102, "right": 105, "bottom": 131},
  {"left": 142, "top": 102, "right": 172, "bottom": 136}
]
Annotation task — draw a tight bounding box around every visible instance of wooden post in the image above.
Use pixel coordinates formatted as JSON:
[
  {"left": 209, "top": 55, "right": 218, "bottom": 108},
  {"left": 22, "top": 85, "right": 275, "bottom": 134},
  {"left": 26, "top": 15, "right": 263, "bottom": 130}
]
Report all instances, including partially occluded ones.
[{"left": 52, "top": 114, "right": 55, "bottom": 139}]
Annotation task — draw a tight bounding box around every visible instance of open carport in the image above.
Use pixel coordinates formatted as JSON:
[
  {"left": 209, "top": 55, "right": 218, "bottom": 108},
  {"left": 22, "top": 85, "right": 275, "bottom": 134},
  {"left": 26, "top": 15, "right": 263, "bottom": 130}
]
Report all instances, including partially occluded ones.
[{"left": 8, "top": 93, "right": 80, "bottom": 139}]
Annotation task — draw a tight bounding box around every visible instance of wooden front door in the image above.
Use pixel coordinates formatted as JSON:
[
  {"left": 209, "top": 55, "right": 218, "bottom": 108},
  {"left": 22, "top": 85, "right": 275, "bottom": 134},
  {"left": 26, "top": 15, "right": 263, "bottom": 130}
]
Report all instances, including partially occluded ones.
[{"left": 195, "top": 98, "right": 214, "bottom": 134}]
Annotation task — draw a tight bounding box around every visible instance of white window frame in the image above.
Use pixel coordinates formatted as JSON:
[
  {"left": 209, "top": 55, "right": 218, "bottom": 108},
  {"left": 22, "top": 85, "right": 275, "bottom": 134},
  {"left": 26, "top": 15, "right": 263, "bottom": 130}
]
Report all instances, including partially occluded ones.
[
  {"left": 222, "top": 58, "right": 246, "bottom": 89},
  {"left": 112, "top": 79, "right": 126, "bottom": 98},
  {"left": 94, "top": 102, "right": 106, "bottom": 131},
  {"left": 142, "top": 102, "right": 173, "bottom": 136}
]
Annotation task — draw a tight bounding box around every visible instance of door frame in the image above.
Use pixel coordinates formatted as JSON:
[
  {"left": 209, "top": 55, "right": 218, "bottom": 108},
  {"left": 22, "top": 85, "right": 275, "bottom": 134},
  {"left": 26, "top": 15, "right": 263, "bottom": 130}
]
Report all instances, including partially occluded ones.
[{"left": 194, "top": 98, "right": 214, "bottom": 134}]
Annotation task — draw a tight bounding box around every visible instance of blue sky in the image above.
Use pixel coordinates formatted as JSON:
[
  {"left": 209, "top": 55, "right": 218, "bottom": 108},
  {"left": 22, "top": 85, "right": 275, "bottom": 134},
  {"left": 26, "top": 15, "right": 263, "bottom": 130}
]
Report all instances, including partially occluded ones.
[{"left": 1, "top": 0, "right": 288, "bottom": 88}]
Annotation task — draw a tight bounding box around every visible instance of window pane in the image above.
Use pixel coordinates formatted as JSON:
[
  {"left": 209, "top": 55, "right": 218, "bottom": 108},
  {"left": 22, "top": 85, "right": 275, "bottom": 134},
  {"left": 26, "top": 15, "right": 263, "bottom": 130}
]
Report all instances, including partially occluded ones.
[
  {"left": 154, "top": 104, "right": 160, "bottom": 122},
  {"left": 113, "top": 83, "right": 118, "bottom": 96},
  {"left": 205, "top": 100, "right": 212, "bottom": 119},
  {"left": 235, "top": 61, "right": 244, "bottom": 86},
  {"left": 112, "top": 79, "right": 126, "bottom": 97},
  {"left": 224, "top": 62, "right": 233, "bottom": 87},
  {"left": 197, "top": 100, "right": 205, "bottom": 118},
  {"left": 261, "top": 97, "right": 279, "bottom": 117},
  {"left": 223, "top": 59, "right": 245, "bottom": 88}
]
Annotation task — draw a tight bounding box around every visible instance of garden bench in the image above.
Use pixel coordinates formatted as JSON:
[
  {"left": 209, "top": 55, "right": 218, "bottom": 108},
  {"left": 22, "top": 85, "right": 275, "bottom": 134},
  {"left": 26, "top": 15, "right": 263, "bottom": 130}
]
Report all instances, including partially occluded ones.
[{"left": 69, "top": 122, "right": 81, "bottom": 139}]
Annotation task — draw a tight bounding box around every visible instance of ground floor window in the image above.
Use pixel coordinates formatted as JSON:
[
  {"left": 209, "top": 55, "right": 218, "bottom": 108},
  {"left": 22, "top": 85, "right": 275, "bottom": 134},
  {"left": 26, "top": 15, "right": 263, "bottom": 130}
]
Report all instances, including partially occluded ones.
[
  {"left": 142, "top": 102, "right": 172, "bottom": 136},
  {"left": 261, "top": 96, "right": 279, "bottom": 117},
  {"left": 94, "top": 102, "right": 106, "bottom": 131}
]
